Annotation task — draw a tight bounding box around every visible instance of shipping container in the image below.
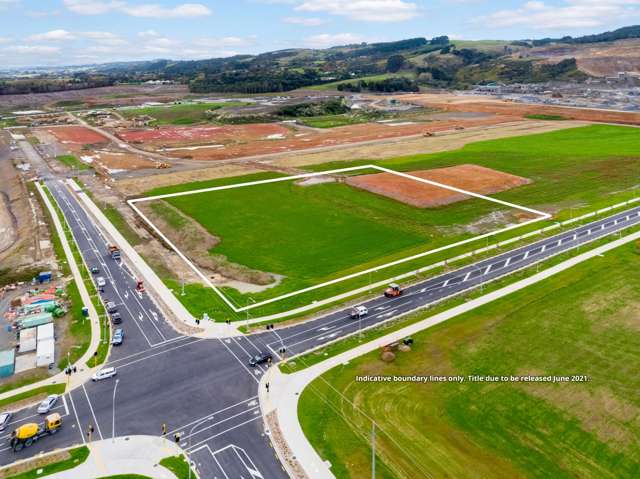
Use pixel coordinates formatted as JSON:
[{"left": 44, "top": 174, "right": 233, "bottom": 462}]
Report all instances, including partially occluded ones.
[
  {"left": 37, "top": 323, "right": 54, "bottom": 342},
  {"left": 36, "top": 338, "right": 54, "bottom": 368},
  {"left": 19, "top": 327, "right": 37, "bottom": 353},
  {"left": 0, "top": 349, "right": 15, "bottom": 377},
  {"left": 19, "top": 312, "right": 53, "bottom": 329}
]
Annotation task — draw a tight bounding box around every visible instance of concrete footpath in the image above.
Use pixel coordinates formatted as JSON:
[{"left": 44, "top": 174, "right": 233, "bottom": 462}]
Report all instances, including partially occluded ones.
[
  {"left": 0, "top": 183, "right": 102, "bottom": 402},
  {"left": 49, "top": 435, "right": 186, "bottom": 478},
  {"left": 260, "top": 229, "right": 640, "bottom": 479}
]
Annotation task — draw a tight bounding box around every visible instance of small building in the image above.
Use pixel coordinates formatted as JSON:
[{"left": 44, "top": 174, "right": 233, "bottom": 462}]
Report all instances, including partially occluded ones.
[
  {"left": 0, "top": 350, "right": 15, "bottom": 378},
  {"left": 36, "top": 338, "right": 55, "bottom": 368},
  {"left": 19, "top": 327, "right": 37, "bottom": 353},
  {"left": 37, "top": 323, "right": 55, "bottom": 342},
  {"left": 132, "top": 115, "right": 155, "bottom": 127}
]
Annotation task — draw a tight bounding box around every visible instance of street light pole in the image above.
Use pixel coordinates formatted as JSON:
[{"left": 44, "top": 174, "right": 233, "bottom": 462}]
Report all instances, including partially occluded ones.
[
  {"left": 112, "top": 379, "right": 119, "bottom": 443},
  {"left": 371, "top": 421, "right": 376, "bottom": 479}
]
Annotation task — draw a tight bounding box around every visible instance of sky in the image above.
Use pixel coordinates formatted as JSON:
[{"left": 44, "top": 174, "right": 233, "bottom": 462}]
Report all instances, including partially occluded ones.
[{"left": 0, "top": 0, "right": 638, "bottom": 67}]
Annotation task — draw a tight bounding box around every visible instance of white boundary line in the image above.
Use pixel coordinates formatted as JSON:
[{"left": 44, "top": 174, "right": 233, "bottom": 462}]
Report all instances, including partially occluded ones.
[{"left": 129, "top": 164, "right": 550, "bottom": 313}]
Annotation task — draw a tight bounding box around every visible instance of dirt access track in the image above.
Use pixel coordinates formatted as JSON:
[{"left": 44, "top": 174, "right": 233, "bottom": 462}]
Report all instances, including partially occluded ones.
[
  {"left": 346, "top": 164, "right": 531, "bottom": 208},
  {"left": 399, "top": 93, "right": 640, "bottom": 125},
  {"left": 115, "top": 115, "right": 518, "bottom": 162}
]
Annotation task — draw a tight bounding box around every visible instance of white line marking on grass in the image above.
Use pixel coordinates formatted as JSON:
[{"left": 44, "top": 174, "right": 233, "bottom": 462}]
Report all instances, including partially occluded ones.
[{"left": 128, "top": 164, "right": 550, "bottom": 314}]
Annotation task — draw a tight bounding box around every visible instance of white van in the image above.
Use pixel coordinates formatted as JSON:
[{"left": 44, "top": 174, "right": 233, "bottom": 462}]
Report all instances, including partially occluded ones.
[{"left": 350, "top": 305, "right": 368, "bottom": 319}]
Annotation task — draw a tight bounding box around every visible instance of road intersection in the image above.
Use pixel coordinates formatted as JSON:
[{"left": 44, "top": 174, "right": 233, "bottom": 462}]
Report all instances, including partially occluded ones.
[{"left": 2, "top": 138, "right": 640, "bottom": 477}]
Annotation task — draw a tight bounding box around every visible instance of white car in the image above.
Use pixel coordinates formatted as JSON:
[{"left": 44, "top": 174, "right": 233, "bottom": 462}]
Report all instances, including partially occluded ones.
[
  {"left": 350, "top": 305, "right": 369, "bottom": 319},
  {"left": 92, "top": 367, "right": 117, "bottom": 381},
  {"left": 37, "top": 395, "right": 59, "bottom": 414},
  {"left": 96, "top": 277, "right": 106, "bottom": 288}
]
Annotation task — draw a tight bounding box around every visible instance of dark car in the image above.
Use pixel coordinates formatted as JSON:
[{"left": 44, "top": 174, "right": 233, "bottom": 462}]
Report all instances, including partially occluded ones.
[
  {"left": 111, "top": 329, "right": 124, "bottom": 345},
  {"left": 90, "top": 266, "right": 100, "bottom": 274},
  {"left": 110, "top": 312, "right": 122, "bottom": 324},
  {"left": 249, "top": 352, "right": 273, "bottom": 367},
  {"left": 0, "top": 412, "right": 12, "bottom": 431}
]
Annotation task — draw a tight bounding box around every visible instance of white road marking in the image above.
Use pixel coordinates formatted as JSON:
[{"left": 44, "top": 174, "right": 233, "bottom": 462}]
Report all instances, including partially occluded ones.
[{"left": 82, "top": 384, "right": 103, "bottom": 440}]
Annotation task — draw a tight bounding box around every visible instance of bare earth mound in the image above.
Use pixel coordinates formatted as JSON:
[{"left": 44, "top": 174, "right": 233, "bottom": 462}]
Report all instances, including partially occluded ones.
[{"left": 346, "top": 164, "right": 531, "bottom": 208}]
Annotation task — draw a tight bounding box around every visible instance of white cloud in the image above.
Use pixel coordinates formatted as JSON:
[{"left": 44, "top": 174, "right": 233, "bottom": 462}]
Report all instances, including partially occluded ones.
[
  {"left": 63, "top": 0, "right": 124, "bottom": 15},
  {"left": 304, "top": 32, "right": 365, "bottom": 47},
  {"left": 0, "top": 37, "right": 12, "bottom": 44},
  {"left": 296, "top": 0, "right": 419, "bottom": 22},
  {"left": 138, "top": 29, "right": 160, "bottom": 38},
  {"left": 480, "top": 0, "right": 640, "bottom": 29},
  {"left": 28, "top": 29, "right": 76, "bottom": 41},
  {"left": 4, "top": 45, "right": 61, "bottom": 55},
  {"left": 64, "top": 0, "right": 211, "bottom": 18},
  {"left": 282, "top": 16, "right": 327, "bottom": 26},
  {"left": 0, "top": 0, "right": 19, "bottom": 8},
  {"left": 194, "top": 36, "right": 257, "bottom": 48},
  {"left": 82, "top": 31, "right": 128, "bottom": 45},
  {"left": 122, "top": 3, "right": 211, "bottom": 18}
]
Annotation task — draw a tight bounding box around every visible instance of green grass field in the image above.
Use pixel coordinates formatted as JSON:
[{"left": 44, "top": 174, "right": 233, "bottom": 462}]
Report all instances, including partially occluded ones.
[
  {"left": 145, "top": 124, "right": 640, "bottom": 316},
  {"left": 56, "top": 155, "right": 90, "bottom": 171},
  {"left": 299, "top": 114, "right": 372, "bottom": 128},
  {"left": 299, "top": 240, "right": 640, "bottom": 479},
  {"left": 120, "top": 101, "right": 247, "bottom": 125}
]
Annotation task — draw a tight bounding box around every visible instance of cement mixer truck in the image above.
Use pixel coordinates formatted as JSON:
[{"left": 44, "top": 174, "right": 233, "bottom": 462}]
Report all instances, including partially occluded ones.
[{"left": 9, "top": 413, "right": 62, "bottom": 452}]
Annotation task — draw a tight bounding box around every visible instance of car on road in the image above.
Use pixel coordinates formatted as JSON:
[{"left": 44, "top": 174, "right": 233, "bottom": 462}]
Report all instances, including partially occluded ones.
[
  {"left": 110, "top": 312, "right": 122, "bottom": 324},
  {"left": 37, "top": 395, "right": 58, "bottom": 414},
  {"left": 384, "top": 283, "right": 403, "bottom": 298},
  {"left": 249, "top": 352, "right": 273, "bottom": 367},
  {"left": 106, "top": 302, "right": 117, "bottom": 313},
  {"left": 350, "top": 305, "right": 368, "bottom": 319},
  {"left": 96, "top": 277, "right": 106, "bottom": 288},
  {"left": 92, "top": 367, "right": 117, "bottom": 381},
  {"left": 0, "top": 412, "right": 12, "bottom": 431},
  {"left": 90, "top": 267, "right": 100, "bottom": 274},
  {"left": 111, "top": 329, "right": 124, "bottom": 346}
]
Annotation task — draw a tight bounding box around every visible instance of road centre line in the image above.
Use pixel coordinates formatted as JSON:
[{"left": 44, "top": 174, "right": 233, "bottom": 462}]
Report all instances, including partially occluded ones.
[
  {"left": 217, "top": 339, "right": 260, "bottom": 385},
  {"left": 180, "top": 407, "right": 260, "bottom": 443},
  {"left": 111, "top": 338, "right": 206, "bottom": 369},
  {"left": 81, "top": 385, "right": 103, "bottom": 441},
  {"left": 186, "top": 416, "right": 262, "bottom": 452},
  {"left": 67, "top": 391, "right": 86, "bottom": 445}
]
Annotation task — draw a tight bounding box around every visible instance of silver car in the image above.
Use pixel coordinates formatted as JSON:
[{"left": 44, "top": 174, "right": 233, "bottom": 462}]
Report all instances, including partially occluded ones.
[
  {"left": 0, "top": 412, "right": 12, "bottom": 431},
  {"left": 37, "top": 394, "right": 58, "bottom": 414}
]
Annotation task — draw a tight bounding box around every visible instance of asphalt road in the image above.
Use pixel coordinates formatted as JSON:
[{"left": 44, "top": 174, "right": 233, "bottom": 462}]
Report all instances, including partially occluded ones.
[{"left": 3, "top": 136, "right": 640, "bottom": 478}]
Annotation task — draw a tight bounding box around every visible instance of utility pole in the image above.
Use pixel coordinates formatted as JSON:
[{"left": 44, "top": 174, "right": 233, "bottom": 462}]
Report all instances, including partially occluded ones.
[
  {"left": 371, "top": 421, "right": 376, "bottom": 479},
  {"left": 112, "top": 379, "right": 119, "bottom": 443}
]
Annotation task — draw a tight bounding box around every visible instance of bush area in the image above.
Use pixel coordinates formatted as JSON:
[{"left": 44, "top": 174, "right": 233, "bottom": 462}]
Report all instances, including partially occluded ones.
[
  {"left": 120, "top": 101, "right": 247, "bottom": 125},
  {"left": 299, "top": 241, "right": 640, "bottom": 478},
  {"left": 525, "top": 114, "right": 569, "bottom": 121}
]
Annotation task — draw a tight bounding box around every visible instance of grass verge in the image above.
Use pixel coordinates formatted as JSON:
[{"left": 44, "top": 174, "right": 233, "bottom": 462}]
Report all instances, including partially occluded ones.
[
  {"left": 6, "top": 446, "right": 89, "bottom": 479},
  {"left": 159, "top": 455, "right": 197, "bottom": 479},
  {"left": 299, "top": 239, "right": 640, "bottom": 478},
  {"left": 0, "top": 384, "right": 66, "bottom": 411}
]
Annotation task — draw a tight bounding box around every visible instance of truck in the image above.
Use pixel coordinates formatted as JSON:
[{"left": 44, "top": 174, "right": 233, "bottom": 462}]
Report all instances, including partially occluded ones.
[
  {"left": 108, "top": 244, "right": 121, "bottom": 260},
  {"left": 9, "top": 413, "right": 62, "bottom": 452},
  {"left": 384, "top": 283, "right": 403, "bottom": 298}
]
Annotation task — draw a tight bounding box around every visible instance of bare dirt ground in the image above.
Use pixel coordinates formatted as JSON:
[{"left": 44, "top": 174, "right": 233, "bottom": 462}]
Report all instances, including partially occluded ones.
[
  {"left": 526, "top": 38, "right": 640, "bottom": 77},
  {"left": 115, "top": 120, "right": 583, "bottom": 195},
  {"left": 45, "top": 125, "right": 109, "bottom": 144},
  {"left": 126, "top": 115, "right": 519, "bottom": 162},
  {"left": 0, "top": 84, "right": 191, "bottom": 113},
  {"left": 346, "top": 164, "right": 531, "bottom": 208},
  {"left": 0, "top": 136, "right": 54, "bottom": 273},
  {"left": 400, "top": 93, "right": 640, "bottom": 125}
]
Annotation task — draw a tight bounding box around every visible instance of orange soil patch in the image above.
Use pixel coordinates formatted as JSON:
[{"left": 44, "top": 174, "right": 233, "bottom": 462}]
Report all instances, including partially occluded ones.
[
  {"left": 346, "top": 164, "right": 531, "bottom": 208},
  {"left": 47, "top": 126, "right": 109, "bottom": 144},
  {"left": 117, "top": 123, "right": 290, "bottom": 144},
  {"left": 401, "top": 93, "right": 640, "bottom": 126},
  {"left": 93, "top": 151, "right": 156, "bottom": 170},
  {"left": 137, "top": 115, "right": 517, "bottom": 161}
]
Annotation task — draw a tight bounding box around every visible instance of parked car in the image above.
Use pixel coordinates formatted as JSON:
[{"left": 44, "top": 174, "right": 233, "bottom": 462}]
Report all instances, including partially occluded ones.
[
  {"left": 111, "top": 329, "right": 124, "bottom": 346},
  {"left": 90, "top": 266, "right": 100, "bottom": 274},
  {"left": 350, "top": 305, "right": 368, "bottom": 319},
  {"left": 92, "top": 367, "right": 117, "bottom": 381},
  {"left": 96, "top": 277, "right": 106, "bottom": 288},
  {"left": 110, "top": 312, "right": 122, "bottom": 324},
  {"left": 0, "top": 412, "right": 12, "bottom": 431},
  {"left": 249, "top": 352, "right": 273, "bottom": 367},
  {"left": 37, "top": 395, "right": 58, "bottom": 414},
  {"left": 106, "top": 302, "right": 117, "bottom": 313}
]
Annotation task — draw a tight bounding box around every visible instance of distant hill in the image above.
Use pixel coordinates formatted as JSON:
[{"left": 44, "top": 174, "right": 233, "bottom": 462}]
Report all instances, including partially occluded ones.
[{"left": 1, "top": 26, "right": 639, "bottom": 96}]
